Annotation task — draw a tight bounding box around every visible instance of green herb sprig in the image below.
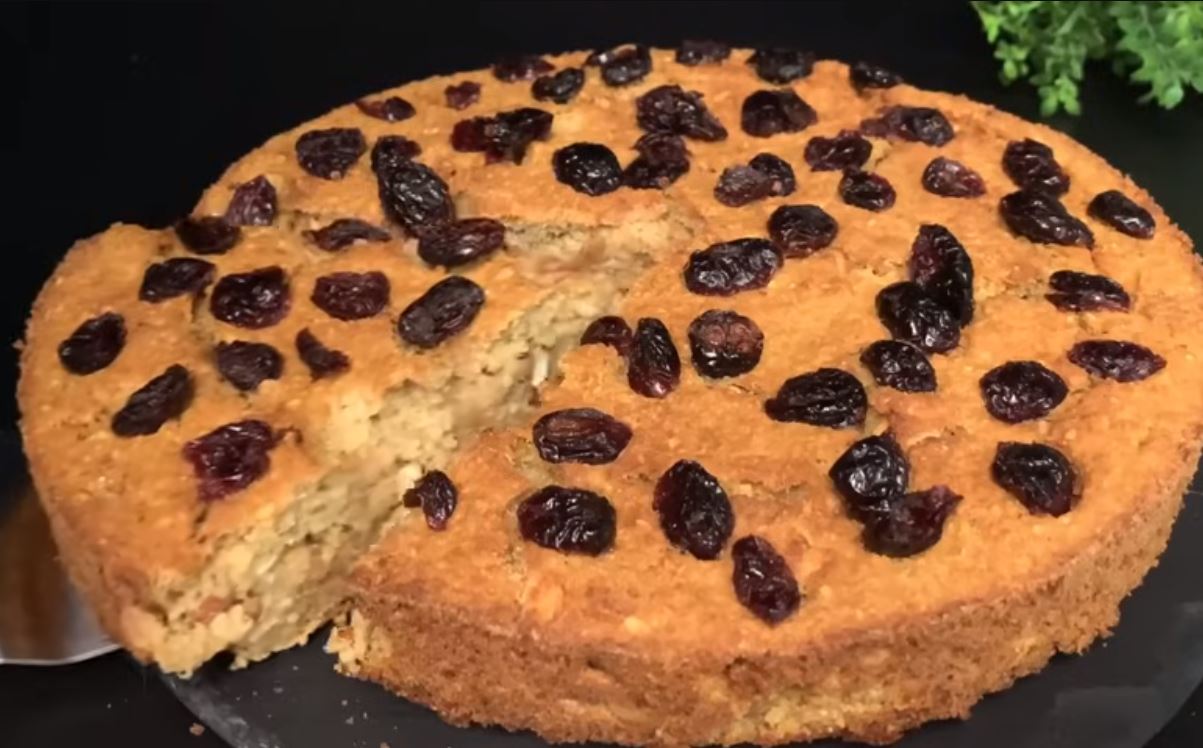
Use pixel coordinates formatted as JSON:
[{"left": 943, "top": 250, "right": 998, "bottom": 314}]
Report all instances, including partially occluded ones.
[{"left": 971, "top": 1, "right": 1203, "bottom": 115}]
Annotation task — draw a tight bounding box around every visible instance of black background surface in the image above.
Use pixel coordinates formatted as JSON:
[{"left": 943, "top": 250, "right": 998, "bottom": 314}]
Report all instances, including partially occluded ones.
[{"left": 2, "top": 2, "right": 1202, "bottom": 747}]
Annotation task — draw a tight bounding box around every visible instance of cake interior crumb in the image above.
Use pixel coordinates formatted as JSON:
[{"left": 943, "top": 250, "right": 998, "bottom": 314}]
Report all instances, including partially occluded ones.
[{"left": 118, "top": 210, "right": 693, "bottom": 675}]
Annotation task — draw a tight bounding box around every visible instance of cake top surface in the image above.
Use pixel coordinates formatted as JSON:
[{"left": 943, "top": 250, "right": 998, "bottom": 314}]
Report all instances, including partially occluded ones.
[{"left": 19, "top": 46, "right": 1203, "bottom": 648}]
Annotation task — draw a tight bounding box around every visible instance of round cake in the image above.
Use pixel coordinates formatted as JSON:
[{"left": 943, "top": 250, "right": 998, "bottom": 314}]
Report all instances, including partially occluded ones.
[{"left": 19, "top": 42, "right": 1203, "bottom": 745}]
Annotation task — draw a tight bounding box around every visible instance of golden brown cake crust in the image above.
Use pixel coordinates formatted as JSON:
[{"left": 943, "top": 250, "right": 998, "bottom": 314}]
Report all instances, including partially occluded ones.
[
  {"left": 338, "top": 450, "right": 1195, "bottom": 746},
  {"left": 331, "top": 50, "right": 1203, "bottom": 745},
  {"left": 18, "top": 44, "right": 1203, "bottom": 742}
]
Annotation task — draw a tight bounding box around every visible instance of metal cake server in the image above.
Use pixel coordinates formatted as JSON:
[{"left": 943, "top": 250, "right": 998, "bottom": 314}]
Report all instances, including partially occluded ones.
[{"left": 0, "top": 437, "right": 117, "bottom": 665}]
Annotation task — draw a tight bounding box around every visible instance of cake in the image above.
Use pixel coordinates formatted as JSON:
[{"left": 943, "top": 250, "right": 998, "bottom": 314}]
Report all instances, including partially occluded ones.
[{"left": 18, "top": 42, "right": 1203, "bottom": 745}]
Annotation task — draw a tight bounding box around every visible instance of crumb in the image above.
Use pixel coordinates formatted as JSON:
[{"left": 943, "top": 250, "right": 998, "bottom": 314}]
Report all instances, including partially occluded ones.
[
  {"left": 272, "top": 686, "right": 284, "bottom": 694},
  {"left": 341, "top": 699, "right": 348, "bottom": 706},
  {"left": 189, "top": 723, "right": 205, "bottom": 736},
  {"left": 345, "top": 716, "right": 355, "bottom": 725},
  {"left": 362, "top": 711, "right": 369, "bottom": 719},
  {"left": 380, "top": 743, "right": 391, "bottom": 748}
]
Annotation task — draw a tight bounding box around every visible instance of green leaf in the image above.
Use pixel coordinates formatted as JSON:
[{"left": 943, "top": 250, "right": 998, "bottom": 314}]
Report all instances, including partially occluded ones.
[
  {"left": 1109, "top": 1, "right": 1203, "bottom": 108},
  {"left": 972, "top": 1, "right": 1203, "bottom": 115}
]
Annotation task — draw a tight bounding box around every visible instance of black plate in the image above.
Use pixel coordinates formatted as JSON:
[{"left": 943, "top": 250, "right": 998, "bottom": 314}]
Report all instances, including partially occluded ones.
[{"left": 165, "top": 471, "right": 1203, "bottom": 748}]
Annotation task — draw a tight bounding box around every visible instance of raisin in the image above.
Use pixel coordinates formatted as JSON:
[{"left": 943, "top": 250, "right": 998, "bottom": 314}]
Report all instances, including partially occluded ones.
[
  {"left": 552, "top": 142, "right": 623, "bottom": 196},
  {"left": 531, "top": 67, "right": 585, "bottom": 104},
  {"left": 712, "top": 156, "right": 789, "bottom": 205},
  {"left": 311, "top": 271, "right": 389, "bottom": 321},
  {"left": 979, "top": 361, "right": 1068, "bottom": 423},
  {"left": 625, "top": 159, "right": 690, "bottom": 188},
  {"left": 444, "top": 81, "right": 481, "bottom": 109},
  {"left": 355, "top": 96, "right": 416, "bottom": 122},
  {"left": 875, "top": 282, "right": 960, "bottom": 353},
  {"left": 860, "top": 106, "right": 954, "bottom": 146},
  {"left": 634, "top": 85, "right": 727, "bottom": 141},
  {"left": 376, "top": 160, "right": 456, "bottom": 236},
  {"left": 731, "top": 535, "right": 802, "bottom": 624},
  {"left": 676, "top": 39, "right": 731, "bottom": 65},
  {"left": 628, "top": 318, "right": 681, "bottom": 398},
  {"left": 715, "top": 165, "right": 774, "bottom": 207},
  {"left": 210, "top": 267, "right": 291, "bottom": 329},
  {"left": 749, "top": 154, "right": 796, "bottom": 194},
  {"left": 370, "top": 135, "right": 422, "bottom": 173},
  {"left": 767, "top": 204, "right": 839, "bottom": 258},
  {"left": 417, "top": 218, "right": 506, "bottom": 268},
  {"left": 654, "top": 460, "right": 735, "bottom": 560},
  {"left": 850, "top": 61, "right": 902, "bottom": 90},
  {"left": 859, "top": 340, "right": 937, "bottom": 392},
  {"left": 1000, "top": 190, "right": 1094, "bottom": 248},
  {"left": 302, "top": 218, "right": 391, "bottom": 251},
  {"left": 448, "top": 113, "right": 519, "bottom": 158},
  {"left": 600, "top": 45, "right": 651, "bottom": 87},
  {"left": 57, "top": 312, "right": 125, "bottom": 375},
  {"left": 909, "top": 224, "right": 974, "bottom": 325},
  {"left": 493, "top": 55, "right": 553, "bottom": 82},
  {"left": 110, "top": 364, "right": 194, "bottom": 437},
  {"left": 992, "top": 442, "right": 1078, "bottom": 516},
  {"left": 533, "top": 408, "right": 633, "bottom": 464},
  {"left": 450, "top": 108, "right": 553, "bottom": 164},
  {"left": 402, "top": 470, "right": 458, "bottom": 530},
  {"left": 764, "top": 368, "right": 867, "bottom": 428},
  {"left": 633, "top": 131, "right": 688, "bottom": 163},
  {"left": 581, "top": 315, "right": 632, "bottom": 355},
  {"left": 747, "top": 47, "right": 815, "bottom": 83},
  {"left": 586, "top": 50, "right": 615, "bottom": 65},
  {"left": 683, "top": 238, "right": 782, "bottom": 296},
  {"left": 688, "top": 309, "right": 764, "bottom": 378},
  {"left": 1046, "top": 270, "right": 1131, "bottom": 312},
  {"left": 295, "top": 127, "right": 367, "bottom": 180},
  {"left": 397, "top": 276, "right": 485, "bottom": 349},
  {"left": 1068, "top": 340, "right": 1165, "bottom": 382},
  {"left": 139, "top": 258, "right": 215, "bottom": 302},
  {"left": 1087, "top": 190, "right": 1156, "bottom": 239},
  {"left": 839, "top": 170, "right": 896, "bottom": 211},
  {"left": 921, "top": 156, "right": 985, "bottom": 198},
  {"left": 175, "top": 216, "right": 240, "bottom": 256},
  {"left": 584, "top": 48, "right": 616, "bottom": 66},
  {"left": 862, "top": 486, "right": 960, "bottom": 558},
  {"left": 517, "top": 486, "right": 616, "bottom": 555},
  {"left": 741, "top": 89, "right": 817, "bottom": 137},
  {"left": 623, "top": 132, "right": 690, "bottom": 189},
  {"left": 183, "top": 420, "right": 278, "bottom": 501},
  {"left": 215, "top": 341, "right": 283, "bottom": 392},
  {"left": 804, "top": 130, "right": 871, "bottom": 171},
  {"left": 1002, "top": 138, "right": 1069, "bottom": 196},
  {"left": 828, "top": 434, "right": 910, "bottom": 522},
  {"left": 224, "top": 175, "right": 277, "bottom": 226},
  {"left": 296, "top": 328, "right": 350, "bottom": 379}
]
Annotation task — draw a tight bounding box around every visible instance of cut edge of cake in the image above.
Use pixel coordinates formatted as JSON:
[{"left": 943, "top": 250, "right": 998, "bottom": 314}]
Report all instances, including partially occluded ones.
[{"left": 21, "top": 209, "right": 696, "bottom": 675}]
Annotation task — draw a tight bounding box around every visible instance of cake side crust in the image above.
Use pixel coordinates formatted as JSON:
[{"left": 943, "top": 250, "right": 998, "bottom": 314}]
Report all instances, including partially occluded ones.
[{"left": 333, "top": 438, "right": 1199, "bottom": 746}]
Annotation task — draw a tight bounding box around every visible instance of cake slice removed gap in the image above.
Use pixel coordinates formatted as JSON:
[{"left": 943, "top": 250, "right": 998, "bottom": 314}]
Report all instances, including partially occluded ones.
[{"left": 131, "top": 213, "right": 694, "bottom": 674}]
